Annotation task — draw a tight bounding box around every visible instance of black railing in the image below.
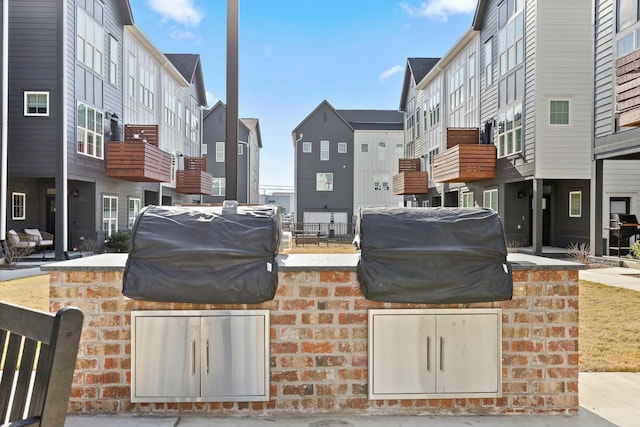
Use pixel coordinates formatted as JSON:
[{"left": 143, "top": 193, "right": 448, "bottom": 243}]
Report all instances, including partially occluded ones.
[{"left": 286, "top": 222, "right": 355, "bottom": 246}]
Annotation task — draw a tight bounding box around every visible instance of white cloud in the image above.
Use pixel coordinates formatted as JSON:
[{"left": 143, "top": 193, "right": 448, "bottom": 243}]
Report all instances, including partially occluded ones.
[
  {"left": 379, "top": 65, "right": 404, "bottom": 82},
  {"left": 169, "top": 27, "right": 196, "bottom": 41},
  {"left": 206, "top": 91, "right": 218, "bottom": 107},
  {"left": 400, "top": 0, "right": 476, "bottom": 21},
  {"left": 147, "top": 0, "right": 204, "bottom": 26}
]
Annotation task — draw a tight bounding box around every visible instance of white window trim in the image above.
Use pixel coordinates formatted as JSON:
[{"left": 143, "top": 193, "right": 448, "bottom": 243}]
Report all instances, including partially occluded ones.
[
  {"left": 569, "top": 191, "right": 582, "bottom": 217},
  {"left": 549, "top": 99, "right": 571, "bottom": 126},
  {"left": 102, "top": 195, "right": 118, "bottom": 237},
  {"left": 212, "top": 177, "right": 226, "bottom": 196},
  {"left": 483, "top": 189, "right": 498, "bottom": 211},
  {"left": 109, "top": 35, "right": 118, "bottom": 86},
  {"left": 77, "top": 102, "right": 104, "bottom": 159},
  {"left": 24, "top": 92, "right": 49, "bottom": 116},
  {"left": 462, "top": 192, "right": 475, "bottom": 208},
  {"left": 128, "top": 198, "right": 141, "bottom": 228},
  {"left": 361, "top": 143, "right": 368, "bottom": 153},
  {"left": 316, "top": 172, "right": 334, "bottom": 192},
  {"left": 238, "top": 143, "right": 244, "bottom": 155},
  {"left": 320, "top": 140, "right": 330, "bottom": 161},
  {"left": 338, "top": 142, "right": 347, "bottom": 153},
  {"left": 215, "top": 142, "right": 225, "bottom": 162},
  {"left": 12, "top": 192, "right": 26, "bottom": 220},
  {"left": 302, "top": 142, "right": 312, "bottom": 153}
]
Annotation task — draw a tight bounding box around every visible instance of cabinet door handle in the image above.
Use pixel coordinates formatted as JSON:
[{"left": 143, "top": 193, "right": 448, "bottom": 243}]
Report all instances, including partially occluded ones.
[
  {"left": 191, "top": 340, "right": 196, "bottom": 376},
  {"left": 426, "top": 336, "right": 431, "bottom": 372},
  {"left": 206, "top": 339, "right": 210, "bottom": 375},
  {"left": 440, "top": 337, "right": 444, "bottom": 372}
]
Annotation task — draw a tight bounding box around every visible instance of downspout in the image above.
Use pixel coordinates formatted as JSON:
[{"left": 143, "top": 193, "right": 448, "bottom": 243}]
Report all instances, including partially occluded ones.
[
  {"left": 62, "top": 0, "right": 68, "bottom": 254},
  {"left": 1, "top": 0, "right": 9, "bottom": 243}
]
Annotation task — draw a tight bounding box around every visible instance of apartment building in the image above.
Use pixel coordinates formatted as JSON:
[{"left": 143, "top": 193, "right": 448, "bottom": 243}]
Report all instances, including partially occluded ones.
[
  {"left": 201, "top": 101, "right": 262, "bottom": 205},
  {"left": 396, "top": 0, "right": 593, "bottom": 254},
  {"left": 292, "top": 100, "right": 403, "bottom": 229},
  {"left": 591, "top": 0, "right": 640, "bottom": 256},
  {"left": 1, "top": 0, "right": 209, "bottom": 258}
]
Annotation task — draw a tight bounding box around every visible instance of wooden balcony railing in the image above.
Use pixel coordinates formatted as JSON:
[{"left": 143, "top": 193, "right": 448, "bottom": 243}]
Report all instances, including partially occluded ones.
[
  {"left": 105, "top": 141, "right": 172, "bottom": 183},
  {"left": 392, "top": 158, "right": 428, "bottom": 195},
  {"left": 123, "top": 124, "right": 159, "bottom": 146},
  {"left": 446, "top": 127, "right": 480, "bottom": 148},
  {"left": 432, "top": 144, "right": 496, "bottom": 183},
  {"left": 617, "top": 50, "right": 640, "bottom": 127},
  {"left": 176, "top": 157, "right": 213, "bottom": 195}
]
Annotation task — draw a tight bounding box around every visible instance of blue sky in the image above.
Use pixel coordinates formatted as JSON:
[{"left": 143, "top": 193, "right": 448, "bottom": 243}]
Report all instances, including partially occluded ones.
[{"left": 129, "top": 0, "right": 477, "bottom": 191}]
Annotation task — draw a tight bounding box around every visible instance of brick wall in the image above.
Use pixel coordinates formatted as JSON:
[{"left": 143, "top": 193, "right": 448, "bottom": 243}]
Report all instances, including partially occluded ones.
[{"left": 49, "top": 266, "right": 579, "bottom": 416}]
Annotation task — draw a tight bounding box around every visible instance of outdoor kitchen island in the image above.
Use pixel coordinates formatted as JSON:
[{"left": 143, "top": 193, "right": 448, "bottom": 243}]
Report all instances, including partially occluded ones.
[{"left": 44, "top": 252, "right": 580, "bottom": 417}]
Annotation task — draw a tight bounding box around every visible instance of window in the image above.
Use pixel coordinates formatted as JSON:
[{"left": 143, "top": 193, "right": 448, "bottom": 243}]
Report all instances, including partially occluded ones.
[
  {"left": 462, "top": 192, "right": 475, "bottom": 208},
  {"left": 102, "top": 196, "right": 118, "bottom": 237},
  {"left": 201, "top": 143, "right": 208, "bottom": 155},
  {"left": 361, "top": 143, "right": 368, "bottom": 153},
  {"left": 109, "top": 35, "right": 118, "bottom": 86},
  {"left": 24, "top": 92, "right": 49, "bottom": 116},
  {"left": 569, "top": 191, "right": 582, "bottom": 217},
  {"left": 320, "top": 140, "right": 329, "bottom": 161},
  {"left": 12, "top": 192, "right": 25, "bottom": 220},
  {"left": 498, "top": 0, "right": 524, "bottom": 75},
  {"left": 428, "top": 93, "right": 440, "bottom": 127},
  {"left": 212, "top": 178, "right": 226, "bottom": 196},
  {"left": 127, "top": 53, "right": 135, "bottom": 98},
  {"left": 338, "top": 142, "right": 347, "bottom": 153},
  {"left": 468, "top": 52, "right": 476, "bottom": 99},
  {"left": 164, "top": 92, "right": 176, "bottom": 127},
  {"left": 238, "top": 143, "right": 244, "bottom": 155},
  {"left": 497, "top": 103, "right": 522, "bottom": 157},
  {"left": 550, "top": 100, "right": 570, "bottom": 125},
  {"left": 483, "top": 189, "right": 498, "bottom": 211},
  {"left": 484, "top": 38, "right": 494, "bottom": 85},
  {"left": 428, "top": 148, "right": 439, "bottom": 178},
  {"left": 76, "top": 7, "right": 103, "bottom": 74},
  {"left": 139, "top": 66, "right": 155, "bottom": 109},
  {"left": 77, "top": 102, "right": 104, "bottom": 159},
  {"left": 449, "top": 67, "right": 464, "bottom": 110},
  {"left": 617, "top": 0, "right": 639, "bottom": 32},
  {"left": 303, "top": 142, "right": 312, "bottom": 153},
  {"left": 374, "top": 175, "right": 390, "bottom": 191},
  {"left": 422, "top": 200, "right": 430, "bottom": 207},
  {"left": 216, "top": 142, "right": 225, "bottom": 162},
  {"left": 177, "top": 100, "right": 183, "bottom": 132},
  {"left": 395, "top": 143, "right": 404, "bottom": 155},
  {"left": 128, "top": 198, "right": 141, "bottom": 228},
  {"left": 185, "top": 107, "right": 191, "bottom": 137},
  {"left": 316, "top": 173, "right": 333, "bottom": 191},
  {"left": 377, "top": 142, "right": 386, "bottom": 161}
]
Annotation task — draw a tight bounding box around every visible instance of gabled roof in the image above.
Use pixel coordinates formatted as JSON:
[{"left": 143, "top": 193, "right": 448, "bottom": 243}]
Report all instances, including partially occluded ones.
[
  {"left": 472, "top": 0, "right": 489, "bottom": 31},
  {"left": 165, "top": 54, "right": 208, "bottom": 107},
  {"left": 291, "top": 100, "right": 353, "bottom": 144},
  {"left": 336, "top": 109, "right": 403, "bottom": 131},
  {"left": 119, "top": 0, "right": 134, "bottom": 25},
  {"left": 399, "top": 58, "right": 440, "bottom": 111},
  {"left": 240, "top": 118, "right": 263, "bottom": 148}
]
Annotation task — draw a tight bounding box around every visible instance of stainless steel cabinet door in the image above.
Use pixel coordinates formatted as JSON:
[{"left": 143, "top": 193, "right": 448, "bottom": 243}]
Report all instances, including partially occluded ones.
[
  {"left": 435, "top": 313, "right": 500, "bottom": 394},
  {"left": 133, "top": 316, "right": 200, "bottom": 400},
  {"left": 370, "top": 313, "right": 437, "bottom": 397},
  {"left": 200, "top": 314, "right": 267, "bottom": 400}
]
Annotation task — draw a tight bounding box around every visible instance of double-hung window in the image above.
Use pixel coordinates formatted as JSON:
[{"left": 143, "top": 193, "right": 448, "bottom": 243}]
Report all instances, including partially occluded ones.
[
  {"left": 102, "top": 196, "right": 118, "bottom": 237},
  {"left": 24, "top": 92, "right": 49, "bottom": 116},
  {"left": 128, "top": 198, "right": 141, "bottom": 228},
  {"left": 212, "top": 178, "right": 226, "bottom": 196},
  {"left": 320, "top": 141, "right": 329, "bottom": 161},
  {"left": 338, "top": 142, "right": 347, "bottom": 153},
  {"left": 303, "top": 142, "right": 312, "bottom": 153},
  {"left": 12, "top": 192, "right": 26, "bottom": 220},
  {"left": 462, "top": 192, "right": 475, "bottom": 208},
  {"left": 483, "top": 189, "right": 498, "bottom": 211},
  {"left": 77, "top": 102, "right": 104, "bottom": 159},
  {"left": 216, "top": 142, "right": 225, "bottom": 162},
  {"left": 569, "top": 191, "right": 582, "bottom": 217},
  {"left": 497, "top": 103, "right": 522, "bottom": 157}
]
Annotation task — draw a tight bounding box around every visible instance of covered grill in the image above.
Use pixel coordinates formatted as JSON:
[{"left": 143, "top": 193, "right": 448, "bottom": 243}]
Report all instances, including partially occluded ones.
[
  {"left": 609, "top": 213, "right": 640, "bottom": 256},
  {"left": 355, "top": 207, "right": 512, "bottom": 304},
  {"left": 122, "top": 203, "right": 280, "bottom": 304}
]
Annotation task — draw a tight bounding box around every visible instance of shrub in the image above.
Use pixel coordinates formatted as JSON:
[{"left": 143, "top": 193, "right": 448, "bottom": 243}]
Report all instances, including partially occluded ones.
[
  {"left": 567, "top": 242, "right": 591, "bottom": 264},
  {"left": 631, "top": 240, "right": 640, "bottom": 260},
  {"left": 104, "top": 231, "right": 130, "bottom": 253},
  {"left": 2, "top": 240, "right": 34, "bottom": 265}
]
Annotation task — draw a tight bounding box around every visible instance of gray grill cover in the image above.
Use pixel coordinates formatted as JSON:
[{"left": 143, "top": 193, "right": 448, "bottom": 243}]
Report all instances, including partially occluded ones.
[
  {"left": 123, "top": 205, "right": 280, "bottom": 304},
  {"left": 356, "top": 207, "right": 512, "bottom": 303}
]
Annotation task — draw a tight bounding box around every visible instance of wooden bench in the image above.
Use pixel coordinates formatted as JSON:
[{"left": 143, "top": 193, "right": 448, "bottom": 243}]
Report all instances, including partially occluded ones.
[
  {"left": 294, "top": 234, "right": 319, "bottom": 245},
  {"left": 0, "top": 302, "right": 83, "bottom": 427}
]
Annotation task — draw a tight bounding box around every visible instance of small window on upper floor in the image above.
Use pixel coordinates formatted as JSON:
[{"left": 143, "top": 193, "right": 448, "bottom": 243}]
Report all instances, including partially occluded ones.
[
  {"left": 569, "top": 191, "right": 582, "bottom": 217},
  {"left": 361, "top": 143, "right": 368, "bottom": 153},
  {"left": 321, "top": 140, "right": 329, "bottom": 161},
  {"left": 216, "top": 141, "right": 225, "bottom": 162},
  {"left": 24, "top": 92, "right": 49, "bottom": 116},
  {"left": 238, "top": 143, "right": 244, "bottom": 155},
  {"left": 338, "top": 142, "right": 347, "bottom": 153},
  {"left": 549, "top": 100, "right": 570, "bottom": 125},
  {"left": 303, "top": 142, "right": 312, "bottom": 153}
]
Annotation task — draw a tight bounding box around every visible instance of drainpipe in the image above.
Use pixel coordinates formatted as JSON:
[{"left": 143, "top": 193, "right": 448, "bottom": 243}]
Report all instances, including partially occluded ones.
[
  {"left": 60, "top": 0, "right": 69, "bottom": 256},
  {"left": 225, "top": 0, "right": 238, "bottom": 201},
  {"left": 1, "top": 0, "right": 8, "bottom": 243}
]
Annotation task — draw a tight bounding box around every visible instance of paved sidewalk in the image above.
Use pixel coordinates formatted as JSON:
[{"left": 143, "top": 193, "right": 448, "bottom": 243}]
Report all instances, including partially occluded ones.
[{"left": 580, "top": 267, "right": 640, "bottom": 291}]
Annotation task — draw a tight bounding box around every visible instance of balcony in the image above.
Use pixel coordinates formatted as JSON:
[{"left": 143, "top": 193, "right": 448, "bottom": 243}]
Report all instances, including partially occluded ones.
[
  {"left": 176, "top": 157, "right": 213, "bottom": 195},
  {"left": 392, "top": 158, "right": 428, "bottom": 195},
  {"left": 446, "top": 127, "right": 480, "bottom": 148},
  {"left": 617, "top": 50, "right": 640, "bottom": 127},
  {"left": 105, "top": 125, "right": 172, "bottom": 183},
  {"left": 432, "top": 144, "right": 496, "bottom": 183}
]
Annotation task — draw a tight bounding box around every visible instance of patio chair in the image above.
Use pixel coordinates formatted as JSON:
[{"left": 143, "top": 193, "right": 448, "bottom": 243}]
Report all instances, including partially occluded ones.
[
  {"left": 23, "top": 228, "right": 54, "bottom": 260},
  {"left": 7, "top": 229, "right": 37, "bottom": 250}
]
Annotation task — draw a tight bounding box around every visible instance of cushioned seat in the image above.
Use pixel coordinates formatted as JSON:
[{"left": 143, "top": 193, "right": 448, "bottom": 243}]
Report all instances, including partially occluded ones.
[
  {"left": 24, "top": 228, "right": 54, "bottom": 259},
  {"left": 7, "top": 229, "right": 36, "bottom": 249}
]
